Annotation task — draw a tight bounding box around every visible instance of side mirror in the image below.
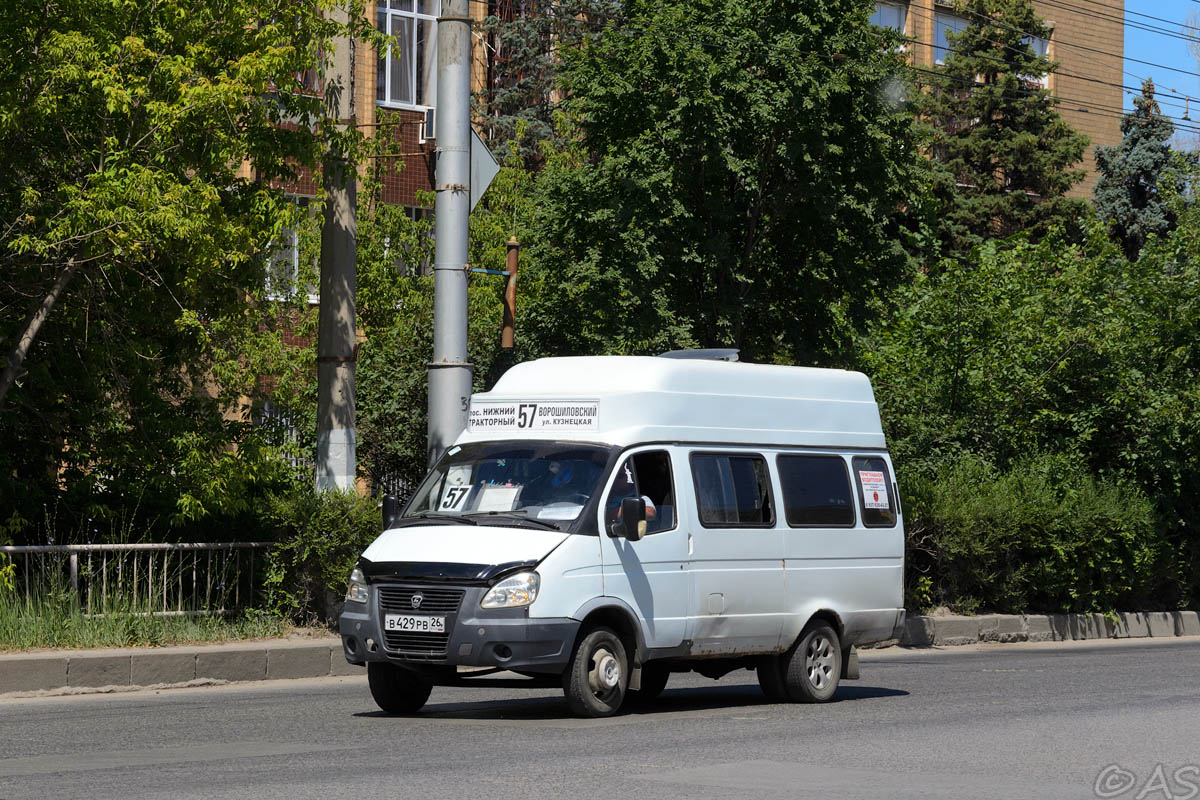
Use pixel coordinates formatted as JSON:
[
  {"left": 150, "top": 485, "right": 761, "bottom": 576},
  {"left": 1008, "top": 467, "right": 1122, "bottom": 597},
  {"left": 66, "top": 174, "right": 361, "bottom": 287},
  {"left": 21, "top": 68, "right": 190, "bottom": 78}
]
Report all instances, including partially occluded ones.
[
  {"left": 382, "top": 494, "right": 400, "bottom": 530},
  {"left": 619, "top": 497, "right": 647, "bottom": 542}
]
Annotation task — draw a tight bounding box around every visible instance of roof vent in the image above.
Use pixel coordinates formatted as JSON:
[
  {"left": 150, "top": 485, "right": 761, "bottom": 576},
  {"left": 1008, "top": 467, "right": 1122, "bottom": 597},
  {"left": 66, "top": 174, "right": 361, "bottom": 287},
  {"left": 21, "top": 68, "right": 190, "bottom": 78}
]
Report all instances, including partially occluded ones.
[{"left": 658, "top": 348, "right": 740, "bottom": 362}]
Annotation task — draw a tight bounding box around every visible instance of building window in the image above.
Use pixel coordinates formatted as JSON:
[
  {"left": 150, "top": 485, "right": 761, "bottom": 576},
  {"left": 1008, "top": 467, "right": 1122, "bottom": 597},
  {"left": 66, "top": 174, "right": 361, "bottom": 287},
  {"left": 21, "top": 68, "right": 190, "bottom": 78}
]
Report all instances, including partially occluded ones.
[
  {"left": 934, "top": 11, "right": 969, "bottom": 65},
  {"left": 380, "top": 206, "right": 435, "bottom": 277},
  {"left": 1024, "top": 34, "right": 1049, "bottom": 60},
  {"left": 294, "top": 57, "right": 323, "bottom": 96},
  {"left": 377, "top": 0, "right": 439, "bottom": 108},
  {"left": 871, "top": 2, "right": 907, "bottom": 33},
  {"left": 254, "top": 400, "right": 307, "bottom": 469},
  {"left": 1020, "top": 34, "right": 1050, "bottom": 89},
  {"left": 266, "top": 197, "right": 319, "bottom": 304}
]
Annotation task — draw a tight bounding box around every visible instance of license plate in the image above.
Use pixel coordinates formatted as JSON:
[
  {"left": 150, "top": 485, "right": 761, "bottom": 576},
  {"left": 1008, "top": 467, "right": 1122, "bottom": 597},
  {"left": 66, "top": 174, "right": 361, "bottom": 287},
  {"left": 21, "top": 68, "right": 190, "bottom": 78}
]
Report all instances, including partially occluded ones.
[{"left": 383, "top": 614, "right": 446, "bottom": 633}]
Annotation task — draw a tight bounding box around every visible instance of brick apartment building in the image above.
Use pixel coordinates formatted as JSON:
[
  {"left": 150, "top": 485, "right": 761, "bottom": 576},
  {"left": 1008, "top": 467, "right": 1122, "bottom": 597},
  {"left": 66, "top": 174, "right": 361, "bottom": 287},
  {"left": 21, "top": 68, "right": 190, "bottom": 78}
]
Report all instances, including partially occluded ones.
[{"left": 873, "top": 0, "right": 1125, "bottom": 195}]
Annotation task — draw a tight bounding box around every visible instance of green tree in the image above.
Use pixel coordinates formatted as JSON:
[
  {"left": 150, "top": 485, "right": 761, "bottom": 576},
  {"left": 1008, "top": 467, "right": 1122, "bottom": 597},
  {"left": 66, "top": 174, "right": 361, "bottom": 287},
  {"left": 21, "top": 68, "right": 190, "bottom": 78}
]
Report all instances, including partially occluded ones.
[
  {"left": 862, "top": 220, "right": 1200, "bottom": 608},
  {"left": 917, "top": 0, "right": 1089, "bottom": 252},
  {"left": 1093, "top": 79, "right": 1189, "bottom": 261},
  {"left": 0, "top": 0, "right": 373, "bottom": 536},
  {"left": 525, "top": 0, "right": 923, "bottom": 363}
]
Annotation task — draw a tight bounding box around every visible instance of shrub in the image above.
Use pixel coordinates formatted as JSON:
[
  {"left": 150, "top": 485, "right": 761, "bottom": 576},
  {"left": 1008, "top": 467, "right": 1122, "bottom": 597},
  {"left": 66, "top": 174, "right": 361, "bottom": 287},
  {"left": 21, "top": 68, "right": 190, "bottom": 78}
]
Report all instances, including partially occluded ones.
[
  {"left": 0, "top": 514, "right": 17, "bottom": 594},
  {"left": 903, "top": 454, "right": 1167, "bottom": 613},
  {"left": 261, "top": 489, "right": 381, "bottom": 623}
]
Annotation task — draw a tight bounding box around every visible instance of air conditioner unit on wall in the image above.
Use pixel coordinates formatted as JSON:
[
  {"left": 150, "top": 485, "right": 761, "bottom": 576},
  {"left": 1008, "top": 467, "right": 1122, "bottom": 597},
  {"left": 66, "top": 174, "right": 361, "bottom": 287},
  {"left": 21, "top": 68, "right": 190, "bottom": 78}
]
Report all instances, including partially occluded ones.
[
  {"left": 420, "top": 108, "right": 436, "bottom": 143},
  {"left": 933, "top": 0, "right": 954, "bottom": 7}
]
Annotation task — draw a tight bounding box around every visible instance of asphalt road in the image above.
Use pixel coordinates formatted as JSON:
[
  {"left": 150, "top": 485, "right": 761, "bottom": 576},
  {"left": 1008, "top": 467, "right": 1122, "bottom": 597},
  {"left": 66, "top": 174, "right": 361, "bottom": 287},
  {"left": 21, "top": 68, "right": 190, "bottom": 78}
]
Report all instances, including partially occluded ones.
[{"left": 2, "top": 638, "right": 1199, "bottom": 800}]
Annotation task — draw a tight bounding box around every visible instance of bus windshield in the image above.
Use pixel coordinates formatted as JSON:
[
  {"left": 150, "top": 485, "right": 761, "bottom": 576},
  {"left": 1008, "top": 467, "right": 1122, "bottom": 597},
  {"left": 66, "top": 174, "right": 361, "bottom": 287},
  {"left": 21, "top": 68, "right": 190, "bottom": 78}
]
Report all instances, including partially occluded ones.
[{"left": 403, "top": 442, "right": 615, "bottom": 528}]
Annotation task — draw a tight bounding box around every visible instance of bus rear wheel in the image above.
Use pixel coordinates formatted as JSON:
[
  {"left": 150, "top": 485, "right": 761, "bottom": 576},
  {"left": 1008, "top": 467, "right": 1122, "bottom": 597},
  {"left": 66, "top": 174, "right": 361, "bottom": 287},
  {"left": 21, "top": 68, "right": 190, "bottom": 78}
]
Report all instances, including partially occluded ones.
[{"left": 782, "top": 621, "right": 842, "bottom": 703}]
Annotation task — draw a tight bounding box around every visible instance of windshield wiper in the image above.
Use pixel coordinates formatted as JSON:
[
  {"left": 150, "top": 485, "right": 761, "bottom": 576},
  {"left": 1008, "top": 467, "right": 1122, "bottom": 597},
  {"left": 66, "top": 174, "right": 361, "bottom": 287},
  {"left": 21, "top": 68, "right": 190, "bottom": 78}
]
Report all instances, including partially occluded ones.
[
  {"left": 464, "top": 512, "right": 561, "bottom": 531},
  {"left": 390, "top": 513, "right": 478, "bottom": 528}
]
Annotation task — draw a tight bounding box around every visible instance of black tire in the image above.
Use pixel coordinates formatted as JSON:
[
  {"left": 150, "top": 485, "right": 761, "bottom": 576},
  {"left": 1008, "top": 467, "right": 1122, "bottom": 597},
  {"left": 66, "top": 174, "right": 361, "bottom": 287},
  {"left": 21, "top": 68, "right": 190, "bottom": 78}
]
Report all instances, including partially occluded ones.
[
  {"left": 782, "top": 621, "right": 842, "bottom": 703},
  {"left": 367, "top": 662, "right": 433, "bottom": 714},
  {"left": 627, "top": 662, "right": 670, "bottom": 706},
  {"left": 756, "top": 656, "right": 790, "bottom": 702},
  {"left": 562, "top": 627, "right": 628, "bottom": 717}
]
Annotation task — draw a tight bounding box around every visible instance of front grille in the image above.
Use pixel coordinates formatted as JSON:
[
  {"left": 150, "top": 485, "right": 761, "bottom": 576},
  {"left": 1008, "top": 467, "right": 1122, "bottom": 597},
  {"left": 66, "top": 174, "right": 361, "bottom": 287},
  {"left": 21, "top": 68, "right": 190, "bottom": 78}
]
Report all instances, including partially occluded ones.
[
  {"left": 377, "top": 585, "right": 465, "bottom": 658},
  {"left": 377, "top": 586, "right": 464, "bottom": 614}
]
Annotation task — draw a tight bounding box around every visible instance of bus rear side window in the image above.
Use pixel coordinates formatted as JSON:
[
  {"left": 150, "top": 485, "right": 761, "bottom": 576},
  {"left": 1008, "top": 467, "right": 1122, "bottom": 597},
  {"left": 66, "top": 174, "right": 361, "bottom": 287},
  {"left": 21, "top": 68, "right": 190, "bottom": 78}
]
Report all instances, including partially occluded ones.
[
  {"left": 851, "top": 456, "right": 897, "bottom": 527},
  {"left": 777, "top": 455, "right": 855, "bottom": 527}
]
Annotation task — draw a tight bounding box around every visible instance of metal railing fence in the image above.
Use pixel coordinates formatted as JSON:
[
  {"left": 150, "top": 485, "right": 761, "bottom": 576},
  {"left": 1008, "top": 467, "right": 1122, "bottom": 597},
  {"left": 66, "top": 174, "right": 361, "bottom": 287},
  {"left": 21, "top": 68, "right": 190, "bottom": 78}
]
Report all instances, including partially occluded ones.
[{"left": 0, "top": 542, "right": 273, "bottom": 616}]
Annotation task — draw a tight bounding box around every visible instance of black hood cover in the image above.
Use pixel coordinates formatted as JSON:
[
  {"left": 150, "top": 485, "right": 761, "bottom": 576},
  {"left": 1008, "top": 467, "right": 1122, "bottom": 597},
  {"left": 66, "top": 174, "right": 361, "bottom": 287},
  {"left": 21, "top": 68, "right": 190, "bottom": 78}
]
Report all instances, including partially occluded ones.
[{"left": 358, "top": 558, "right": 539, "bottom": 584}]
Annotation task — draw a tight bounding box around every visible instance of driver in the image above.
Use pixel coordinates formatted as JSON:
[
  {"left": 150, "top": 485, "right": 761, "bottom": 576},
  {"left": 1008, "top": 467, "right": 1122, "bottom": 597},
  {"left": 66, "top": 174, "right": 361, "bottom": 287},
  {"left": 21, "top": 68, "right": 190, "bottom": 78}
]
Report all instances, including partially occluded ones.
[
  {"left": 605, "top": 458, "right": 657, "bottom": 527},
  {"left": 524, "top": 459, "right": 584, "bottom": 505}
]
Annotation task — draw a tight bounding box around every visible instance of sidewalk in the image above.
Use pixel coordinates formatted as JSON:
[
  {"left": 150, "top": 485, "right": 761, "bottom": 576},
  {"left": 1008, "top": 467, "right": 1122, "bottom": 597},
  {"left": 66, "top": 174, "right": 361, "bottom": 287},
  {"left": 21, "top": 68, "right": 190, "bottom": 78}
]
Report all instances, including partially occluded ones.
[
  {"left": 890, "top": 610, "right": 1200, "bottom": 647},
  {"left": 2, "top": 611, "right": 1198, "bottom": 696},
  {"left": 0, "top": 635, "right": 359, "bottom": 695}
]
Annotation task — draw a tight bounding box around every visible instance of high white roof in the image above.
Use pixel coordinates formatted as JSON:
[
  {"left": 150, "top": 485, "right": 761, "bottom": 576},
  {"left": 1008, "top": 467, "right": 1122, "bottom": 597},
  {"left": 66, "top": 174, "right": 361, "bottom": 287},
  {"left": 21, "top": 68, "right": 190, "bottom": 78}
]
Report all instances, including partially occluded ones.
[{"left": 456, "top": 356, "right": 887, "bottom": 450}]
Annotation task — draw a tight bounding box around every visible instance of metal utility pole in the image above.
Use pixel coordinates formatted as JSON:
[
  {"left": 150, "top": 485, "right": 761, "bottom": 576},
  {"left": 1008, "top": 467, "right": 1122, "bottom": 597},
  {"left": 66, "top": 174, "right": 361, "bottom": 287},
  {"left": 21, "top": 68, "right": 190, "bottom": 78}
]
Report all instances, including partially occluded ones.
[
  {"left": 427, "top": 0, "right": 473, "bottom": 468},
  {"left": 315, "top": 13, "right": 357, "bottom": 492}
]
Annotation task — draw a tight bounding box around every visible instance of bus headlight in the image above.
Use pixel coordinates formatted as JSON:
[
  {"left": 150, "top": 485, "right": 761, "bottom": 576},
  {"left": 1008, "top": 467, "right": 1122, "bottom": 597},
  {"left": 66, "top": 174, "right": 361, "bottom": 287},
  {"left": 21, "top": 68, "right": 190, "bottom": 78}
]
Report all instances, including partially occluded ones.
[
  {"left": 345, "top": 567, "right": 369, "bottom": 604},
  {"left": 481, "top": 572, "right": 539, "bottom": 609}
]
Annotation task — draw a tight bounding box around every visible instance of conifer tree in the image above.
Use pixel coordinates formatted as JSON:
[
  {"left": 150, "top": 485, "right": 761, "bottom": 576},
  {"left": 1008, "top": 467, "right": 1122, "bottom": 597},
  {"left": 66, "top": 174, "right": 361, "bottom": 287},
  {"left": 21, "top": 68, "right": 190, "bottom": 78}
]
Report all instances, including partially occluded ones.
[
  {"left": 917, "top": 0, "right": 1089, "bottom": 252},
  {"left": 476, "top": 0, "right": 616, "bottom": 166},
  {"left": 1093, "top": 80, "right": 1185, "bottom": 260}
]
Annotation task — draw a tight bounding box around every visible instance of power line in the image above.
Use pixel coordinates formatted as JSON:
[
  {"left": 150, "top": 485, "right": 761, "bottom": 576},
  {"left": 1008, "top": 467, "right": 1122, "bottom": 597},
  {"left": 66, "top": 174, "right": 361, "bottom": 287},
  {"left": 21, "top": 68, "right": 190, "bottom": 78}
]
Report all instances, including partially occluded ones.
[
  {"left": 1060, "top": 0, "right": 1193, "bottom": 31},
  {"left": 901, "top": 36, "right": 1198, "bottom": 126},
  {"left": 905, "top": 34, "right": 1192, "bottom": 113},
  {"left": 900, "top": 29, "right": 1200, "bottom": 129},
  {"left": 906, "top": 2, "right": 1200, "bottom": 100},
  {"left": 475, "top": 0, "right": 1200, "bottom": 132},
  {"left": 903, "top": 2, "right": 1200, "bottom": 127},
  {"left": 902, "top": 4, "right": 1173, "bottom": 99},
  {"left": 1036, "top": 0, "right": 1200, "bottom": 65},
  {"left": 1036, "top": 0, "right": 1200, "bottom": 103},
  {"left": 1036, "top": 0, "right": 1200, "bottom": 47},
  {"left": 908, "top": 63, "right": 1200, "bottom": 136}
]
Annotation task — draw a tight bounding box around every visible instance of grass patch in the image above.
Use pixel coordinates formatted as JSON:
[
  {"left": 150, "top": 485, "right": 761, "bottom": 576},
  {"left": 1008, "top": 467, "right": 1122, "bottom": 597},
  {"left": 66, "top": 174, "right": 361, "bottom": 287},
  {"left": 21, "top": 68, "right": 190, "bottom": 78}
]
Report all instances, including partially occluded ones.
[{"left": 0, "top": 593, "right": 293, "bottom": 652}]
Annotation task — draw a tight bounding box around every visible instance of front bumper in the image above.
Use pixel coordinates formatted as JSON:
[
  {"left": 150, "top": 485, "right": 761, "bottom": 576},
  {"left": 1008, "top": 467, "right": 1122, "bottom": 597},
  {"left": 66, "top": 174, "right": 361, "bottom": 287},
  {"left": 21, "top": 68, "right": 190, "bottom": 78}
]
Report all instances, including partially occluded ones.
[{"left": 338, "top": 583, "right": 579, "bottom": 676}]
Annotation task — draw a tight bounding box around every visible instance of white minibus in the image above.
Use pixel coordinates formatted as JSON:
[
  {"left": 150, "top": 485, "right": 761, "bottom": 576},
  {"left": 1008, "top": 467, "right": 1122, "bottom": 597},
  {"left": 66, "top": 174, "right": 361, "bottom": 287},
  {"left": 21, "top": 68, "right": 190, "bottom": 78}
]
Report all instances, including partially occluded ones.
[{"left": 339, "top": 354, "right": 905, "bottom": 717}]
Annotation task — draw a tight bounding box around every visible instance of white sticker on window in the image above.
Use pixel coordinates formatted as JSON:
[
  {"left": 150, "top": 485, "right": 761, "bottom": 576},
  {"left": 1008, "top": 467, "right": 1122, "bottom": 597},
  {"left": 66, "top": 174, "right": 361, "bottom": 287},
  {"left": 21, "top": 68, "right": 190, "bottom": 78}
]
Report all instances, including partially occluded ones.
[
  {"left": 468, "top": 401, "right": 599, "bottom": 431},
  {"left": 437, "top": 466, "right": 474, "bottom": 511},
  {"left": 859, "top": 470, "right": 889, "bottom": 509},
  {"left": 537, "top": 503, "right": 583, "bottom": 521},
  {"left": 438, "top": 485, "right": 471, "bottom": 512},
  {"left": 476, "top": 485, "right": 521, "bottom": 512}
]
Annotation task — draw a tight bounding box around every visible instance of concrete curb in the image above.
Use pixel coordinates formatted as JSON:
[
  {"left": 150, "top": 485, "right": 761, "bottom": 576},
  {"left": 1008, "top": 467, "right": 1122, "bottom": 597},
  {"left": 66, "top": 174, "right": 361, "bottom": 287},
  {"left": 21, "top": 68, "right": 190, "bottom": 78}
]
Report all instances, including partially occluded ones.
[
  {"left": 0, "top": 637, "right": 359, "bottom": 695},
  {"left": 891, "top": 610, "right": 1200, "bottom": 648}
]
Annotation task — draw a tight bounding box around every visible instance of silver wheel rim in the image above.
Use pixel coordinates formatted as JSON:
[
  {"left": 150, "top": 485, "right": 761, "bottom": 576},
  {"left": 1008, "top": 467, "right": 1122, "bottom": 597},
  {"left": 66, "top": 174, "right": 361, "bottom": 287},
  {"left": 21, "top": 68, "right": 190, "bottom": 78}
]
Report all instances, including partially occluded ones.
[
  {"left": 588, "top": 646, "right": 621, "bottom": 696},
  {"left": 805, "top": 634, "right": 835, "bottom": 691}
]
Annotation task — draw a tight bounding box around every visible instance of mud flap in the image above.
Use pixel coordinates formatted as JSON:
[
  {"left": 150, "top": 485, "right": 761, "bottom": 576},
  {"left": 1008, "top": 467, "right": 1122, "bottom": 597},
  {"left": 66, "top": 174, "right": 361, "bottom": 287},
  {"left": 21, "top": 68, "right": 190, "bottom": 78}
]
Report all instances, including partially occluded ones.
[{"left": 840, "top": 646, "right": 860, "bottom": 680}]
